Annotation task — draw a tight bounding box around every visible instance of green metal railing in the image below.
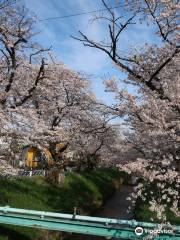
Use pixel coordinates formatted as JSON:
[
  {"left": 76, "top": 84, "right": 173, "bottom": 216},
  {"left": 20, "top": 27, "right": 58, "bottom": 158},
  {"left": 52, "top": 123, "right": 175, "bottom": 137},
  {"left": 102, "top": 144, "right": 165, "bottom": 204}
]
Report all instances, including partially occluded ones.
[{"left": 0, "top": 206, "right": 179, "bottom": 239}]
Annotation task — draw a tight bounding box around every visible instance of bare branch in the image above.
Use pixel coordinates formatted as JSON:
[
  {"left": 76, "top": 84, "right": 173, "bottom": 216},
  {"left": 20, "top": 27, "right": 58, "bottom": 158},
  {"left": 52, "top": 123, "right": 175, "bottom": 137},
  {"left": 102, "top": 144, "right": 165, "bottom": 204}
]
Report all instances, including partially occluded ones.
[{"left": 29, "top": 46, "right": 52, "bottom": 64}]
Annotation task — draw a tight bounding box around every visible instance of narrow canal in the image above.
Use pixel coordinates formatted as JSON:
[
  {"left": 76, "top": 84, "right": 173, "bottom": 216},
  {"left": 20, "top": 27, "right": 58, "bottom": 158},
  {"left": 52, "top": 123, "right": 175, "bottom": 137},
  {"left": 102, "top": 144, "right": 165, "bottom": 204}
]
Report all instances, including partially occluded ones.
[
  {"left": 70, "top": 184, "right": 134, "bottom": 240},
  {"left": 97, "top": 185, "right": 134, "bottom": 220}
]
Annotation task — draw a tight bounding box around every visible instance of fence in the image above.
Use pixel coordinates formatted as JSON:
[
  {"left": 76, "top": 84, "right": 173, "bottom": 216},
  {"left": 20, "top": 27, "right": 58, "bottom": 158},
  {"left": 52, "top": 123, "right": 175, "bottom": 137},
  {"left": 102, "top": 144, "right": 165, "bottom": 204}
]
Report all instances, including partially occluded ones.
[
  {"left": 0, "top": 169, "right": 46, "bottom": 179},
  {"left": 18, "top": 169, "right": 46, "bottom": 177}
]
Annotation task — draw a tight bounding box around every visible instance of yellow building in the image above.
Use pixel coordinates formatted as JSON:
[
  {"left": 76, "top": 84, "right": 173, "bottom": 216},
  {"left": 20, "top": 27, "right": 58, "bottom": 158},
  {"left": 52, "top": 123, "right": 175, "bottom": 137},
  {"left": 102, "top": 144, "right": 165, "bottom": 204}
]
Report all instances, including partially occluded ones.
[
  {"left": 25, "top": 147, "right": 38, "bottom": 168},
  {"left": 21, "top": 146, "right": 54, "bottom": 169},
  {"left": 21, "top": 142, "right": 69, "bottom": 169}
]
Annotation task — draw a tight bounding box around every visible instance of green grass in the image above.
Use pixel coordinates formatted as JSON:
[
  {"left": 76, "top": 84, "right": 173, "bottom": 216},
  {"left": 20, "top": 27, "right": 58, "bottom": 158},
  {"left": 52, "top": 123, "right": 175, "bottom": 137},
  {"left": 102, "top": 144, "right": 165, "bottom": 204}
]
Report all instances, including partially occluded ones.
[{"left": 0, "top": 168, "right": 123, "bottom": 240}]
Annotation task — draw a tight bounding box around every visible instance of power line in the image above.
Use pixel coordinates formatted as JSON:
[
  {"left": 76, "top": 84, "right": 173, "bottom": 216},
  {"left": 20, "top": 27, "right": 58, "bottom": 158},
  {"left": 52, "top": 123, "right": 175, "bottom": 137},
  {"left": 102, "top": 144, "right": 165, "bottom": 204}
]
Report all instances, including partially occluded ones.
[{"left": 39, "top": 3, "right": 126, "bottom": 22}]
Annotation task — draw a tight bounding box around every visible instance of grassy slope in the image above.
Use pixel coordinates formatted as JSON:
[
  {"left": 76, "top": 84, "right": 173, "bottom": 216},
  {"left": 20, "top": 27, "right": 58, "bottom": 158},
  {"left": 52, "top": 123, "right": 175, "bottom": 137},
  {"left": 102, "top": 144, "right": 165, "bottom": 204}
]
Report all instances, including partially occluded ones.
[{"left": 0, "top": 168, "right": 124, "bottom": 240}]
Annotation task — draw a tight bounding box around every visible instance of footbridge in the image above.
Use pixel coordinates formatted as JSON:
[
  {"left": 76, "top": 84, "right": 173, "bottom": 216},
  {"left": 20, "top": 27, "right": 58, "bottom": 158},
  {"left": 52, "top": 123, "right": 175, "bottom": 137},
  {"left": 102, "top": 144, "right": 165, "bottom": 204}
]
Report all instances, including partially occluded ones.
[{"left": 0, "top": 206, "right": 179, "bottom": 239}]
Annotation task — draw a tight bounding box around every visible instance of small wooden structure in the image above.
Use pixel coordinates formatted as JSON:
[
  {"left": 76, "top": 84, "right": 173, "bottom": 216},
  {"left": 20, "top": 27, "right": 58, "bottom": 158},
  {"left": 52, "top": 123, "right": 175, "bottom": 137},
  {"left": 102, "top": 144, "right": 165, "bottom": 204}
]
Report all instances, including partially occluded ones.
[
  {"left": 21, "top": 146, "right": 54, "bottom": 169},
  {"left": 20, "top": 142, "right": 69, "bottom": 169}
]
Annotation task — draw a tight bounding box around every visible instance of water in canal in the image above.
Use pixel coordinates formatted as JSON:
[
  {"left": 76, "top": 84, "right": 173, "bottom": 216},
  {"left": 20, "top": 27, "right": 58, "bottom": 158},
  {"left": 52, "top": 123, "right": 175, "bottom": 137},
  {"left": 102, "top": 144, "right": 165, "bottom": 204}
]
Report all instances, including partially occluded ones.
[{"left": 70, "top": 185, "right": 134, "bottom": 240}]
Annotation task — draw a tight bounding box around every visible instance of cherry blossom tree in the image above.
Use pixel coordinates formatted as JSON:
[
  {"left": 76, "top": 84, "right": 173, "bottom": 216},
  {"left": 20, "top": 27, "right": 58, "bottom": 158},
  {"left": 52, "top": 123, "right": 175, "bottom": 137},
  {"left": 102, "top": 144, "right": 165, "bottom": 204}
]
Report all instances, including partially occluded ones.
[
  {"left": 0, "top": 0, "right": 17, "bottom": 9},
  {"left": 0, "top": 5, "right": 45, "bottom": 159},
  {"left": 74, "top": 0, "right": 180, "bottom": 221},
  {"left": 0, "top": 4, "right": 119, "bottom": 171},
  {"left": 29, "top": 61, "right": 117, "bottom": 168}
]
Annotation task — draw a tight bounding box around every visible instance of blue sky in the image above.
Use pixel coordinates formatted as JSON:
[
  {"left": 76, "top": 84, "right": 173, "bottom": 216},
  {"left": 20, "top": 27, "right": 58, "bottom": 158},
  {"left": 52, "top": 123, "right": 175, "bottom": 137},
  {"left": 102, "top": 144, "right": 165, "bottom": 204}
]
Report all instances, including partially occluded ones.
[{"left": 22, "top": 0, "right": 159, "bottom": 104}]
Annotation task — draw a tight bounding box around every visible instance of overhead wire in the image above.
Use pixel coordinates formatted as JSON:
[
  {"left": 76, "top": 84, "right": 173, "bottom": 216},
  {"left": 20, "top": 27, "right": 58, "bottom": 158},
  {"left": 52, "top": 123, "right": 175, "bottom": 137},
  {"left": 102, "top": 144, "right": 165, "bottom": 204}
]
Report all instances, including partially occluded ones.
[
  {"left": 0, "top": 1, "right": 135, "bottom": 22},
  {"left": 39, "top": 3, "right": 128, "bottom": 22}
]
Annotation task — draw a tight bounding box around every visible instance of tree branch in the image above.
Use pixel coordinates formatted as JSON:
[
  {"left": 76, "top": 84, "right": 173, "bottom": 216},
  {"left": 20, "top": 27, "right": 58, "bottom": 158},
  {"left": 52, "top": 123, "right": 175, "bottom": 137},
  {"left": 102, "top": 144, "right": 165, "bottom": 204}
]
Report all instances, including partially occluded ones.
[{"left": 15, "top": 58, "right": 46, "bottom": 107}]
